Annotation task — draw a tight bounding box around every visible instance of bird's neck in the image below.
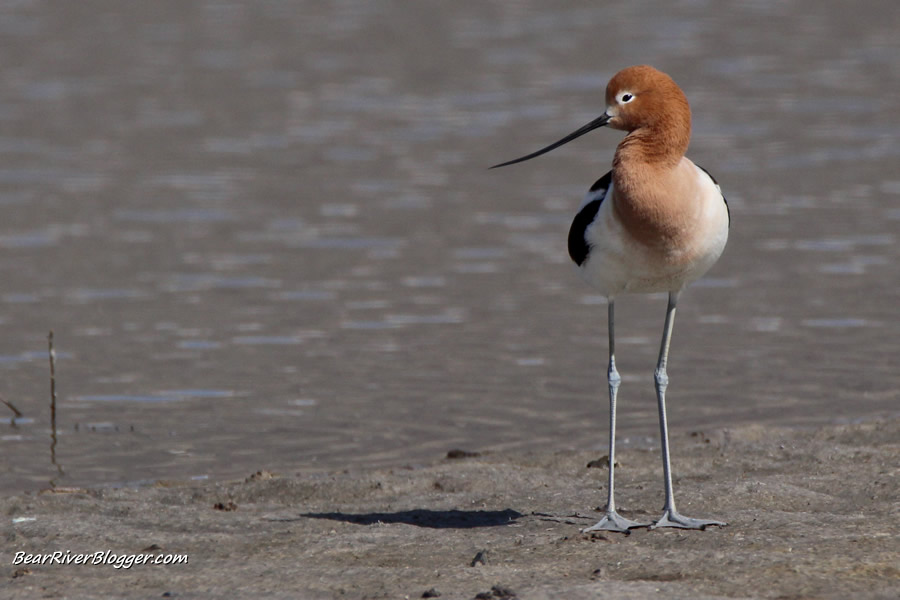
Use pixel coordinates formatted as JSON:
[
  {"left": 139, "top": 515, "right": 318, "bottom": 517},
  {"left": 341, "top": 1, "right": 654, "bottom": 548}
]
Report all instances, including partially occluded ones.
[
  {"left": 611, "top": 147, "right": 698, "bottom": 251},
  {"left": 613, "top": 119, "right": 690, "bottom": 168}
]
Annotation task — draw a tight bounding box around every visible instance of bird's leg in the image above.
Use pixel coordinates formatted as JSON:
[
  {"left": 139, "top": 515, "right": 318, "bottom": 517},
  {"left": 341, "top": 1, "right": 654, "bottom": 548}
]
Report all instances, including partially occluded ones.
[
  {"left": 651, "top": 292, "right": 726, "bottom": 530},
  {"left": 583, "top": 300, "right": 650, "bottom": 533}
]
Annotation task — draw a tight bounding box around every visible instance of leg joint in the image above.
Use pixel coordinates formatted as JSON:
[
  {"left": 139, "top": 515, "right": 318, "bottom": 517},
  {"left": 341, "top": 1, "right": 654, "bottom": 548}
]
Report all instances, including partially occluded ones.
[
  {"left": 608, "top": 365, "right": 621, "bottom": 385},
  {"left": 654, "top": 367, "right": 668, "bottom": 387}
]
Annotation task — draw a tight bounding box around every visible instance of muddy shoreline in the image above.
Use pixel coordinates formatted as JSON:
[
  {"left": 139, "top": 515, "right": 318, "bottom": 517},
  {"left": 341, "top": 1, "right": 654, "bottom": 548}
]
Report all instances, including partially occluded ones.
[{"left": 4, "top": 417, "right": 898, "bottom": 599}]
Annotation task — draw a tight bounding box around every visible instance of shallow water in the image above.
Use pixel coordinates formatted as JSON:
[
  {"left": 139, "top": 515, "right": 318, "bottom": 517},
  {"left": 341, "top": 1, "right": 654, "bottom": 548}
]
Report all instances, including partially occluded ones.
[{"left": 1, "top": 0, "right": 898, "bottom": 492}]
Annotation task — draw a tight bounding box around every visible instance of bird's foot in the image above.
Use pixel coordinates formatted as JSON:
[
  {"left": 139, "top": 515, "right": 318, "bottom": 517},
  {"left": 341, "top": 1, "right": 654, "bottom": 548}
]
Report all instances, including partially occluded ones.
[
  {"left": 582, "top": 511, "right": 650, "bottom": 533},
  {"left": 650, "top": 508, "right": 726, "bottom": 530}
]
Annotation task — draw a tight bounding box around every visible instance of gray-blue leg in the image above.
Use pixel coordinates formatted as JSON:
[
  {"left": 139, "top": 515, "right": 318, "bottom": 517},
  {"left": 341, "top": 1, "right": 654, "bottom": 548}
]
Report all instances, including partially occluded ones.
[
  {"left": 651, "top": 292, "right": 726, "bottom": 530},
  {"left": 583, "top": 300, "right": 650, "bottom": 533}
]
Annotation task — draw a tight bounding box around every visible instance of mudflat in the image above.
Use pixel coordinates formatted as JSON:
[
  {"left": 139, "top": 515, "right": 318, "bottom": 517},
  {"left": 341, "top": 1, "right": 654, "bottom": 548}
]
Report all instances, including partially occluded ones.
[{"left": 4, "top": 417, "right": 897, "bottom": 599}]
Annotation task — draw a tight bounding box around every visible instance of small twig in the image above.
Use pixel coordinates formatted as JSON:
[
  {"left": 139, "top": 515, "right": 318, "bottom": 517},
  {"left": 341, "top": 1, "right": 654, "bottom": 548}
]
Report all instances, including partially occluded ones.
[
  {"left": 49, "top": 331, "right": 57, "bottom": 423},
  {"left": 1, "top": 394, "right": 23, "bottom": 418},
  {"left": 48, "top": 331, "right": 64, "bottom": 485},
  {"left": 531, "top": 511, "right": 595, "bottom": 522}
]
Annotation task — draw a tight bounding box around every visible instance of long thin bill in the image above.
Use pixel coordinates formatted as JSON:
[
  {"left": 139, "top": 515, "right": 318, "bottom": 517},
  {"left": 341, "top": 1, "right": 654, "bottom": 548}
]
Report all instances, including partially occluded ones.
[{"left": 490, "top": 113, "right": 611, "bottom": 169}]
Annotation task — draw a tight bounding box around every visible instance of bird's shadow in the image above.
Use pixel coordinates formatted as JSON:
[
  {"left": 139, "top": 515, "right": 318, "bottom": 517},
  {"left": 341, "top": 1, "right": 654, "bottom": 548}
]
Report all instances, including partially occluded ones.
[{"left": 300, "top": 508, "right": 523, "bottom": 529}]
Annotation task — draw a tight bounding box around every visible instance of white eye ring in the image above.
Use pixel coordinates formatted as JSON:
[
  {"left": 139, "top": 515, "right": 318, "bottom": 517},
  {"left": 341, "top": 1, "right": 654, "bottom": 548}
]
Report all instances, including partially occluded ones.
[{"left": 619, "top": 92, "right": 634, "bottom": 103}]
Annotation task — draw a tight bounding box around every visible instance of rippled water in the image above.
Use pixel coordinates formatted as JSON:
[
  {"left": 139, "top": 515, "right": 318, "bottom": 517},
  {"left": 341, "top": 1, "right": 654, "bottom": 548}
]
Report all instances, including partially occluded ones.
[{"left": 1, "top": 0, "right": 898, "bottom": 492}]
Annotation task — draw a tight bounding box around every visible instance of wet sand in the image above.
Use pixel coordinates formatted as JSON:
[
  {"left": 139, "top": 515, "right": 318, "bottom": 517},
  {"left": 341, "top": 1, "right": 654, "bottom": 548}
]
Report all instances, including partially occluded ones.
[{"left": 4, "top": 417, "right": 898, "bottom": 599}]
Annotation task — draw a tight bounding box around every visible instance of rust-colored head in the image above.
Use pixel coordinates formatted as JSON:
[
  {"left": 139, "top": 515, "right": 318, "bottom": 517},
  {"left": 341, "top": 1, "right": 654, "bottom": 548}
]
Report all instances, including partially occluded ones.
[
  {"left": 490, "top": 65, "right": 692, "bottom": 169},
  {"left": 603, "top": 65, "right": 691, "bottom": 133}
]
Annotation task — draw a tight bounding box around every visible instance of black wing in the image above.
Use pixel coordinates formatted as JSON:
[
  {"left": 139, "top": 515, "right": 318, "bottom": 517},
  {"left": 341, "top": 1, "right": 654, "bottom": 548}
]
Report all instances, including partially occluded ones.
[
  {"left": 568, "top": 171, "right": 612, "bottom": 266},
  {"left": 697, "top": 164, "right": 730, "bottom": 229}
]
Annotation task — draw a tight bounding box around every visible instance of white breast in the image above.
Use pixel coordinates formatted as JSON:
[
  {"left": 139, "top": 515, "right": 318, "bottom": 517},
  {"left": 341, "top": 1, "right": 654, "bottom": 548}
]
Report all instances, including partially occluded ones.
[{"left": 577, "top": 163, "right": 729, "bottom": 297}]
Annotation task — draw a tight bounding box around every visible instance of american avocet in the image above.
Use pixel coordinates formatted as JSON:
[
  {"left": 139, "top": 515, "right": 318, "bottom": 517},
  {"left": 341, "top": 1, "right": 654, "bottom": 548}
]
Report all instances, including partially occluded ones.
[{"left": 492, "top": 65, "right": 729, "bottom": 531}]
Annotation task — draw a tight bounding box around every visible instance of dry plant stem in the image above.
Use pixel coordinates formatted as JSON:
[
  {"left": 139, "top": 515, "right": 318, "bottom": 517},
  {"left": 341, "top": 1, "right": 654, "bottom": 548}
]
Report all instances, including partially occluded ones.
[
  {"left": 1, "top": 394, "right": 23, "bottom": 418},
  {"left": 48, "top": 331, "right": 64, "bottom": 484},
  {"left": 49, "top": 331, "right": 57, "bottom": 423}
]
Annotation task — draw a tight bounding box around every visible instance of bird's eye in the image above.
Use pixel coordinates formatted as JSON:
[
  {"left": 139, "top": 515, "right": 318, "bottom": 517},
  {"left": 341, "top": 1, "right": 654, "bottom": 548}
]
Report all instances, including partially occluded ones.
[{"left": 620, "top": 93, "right": 634, "bottom": 103}]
